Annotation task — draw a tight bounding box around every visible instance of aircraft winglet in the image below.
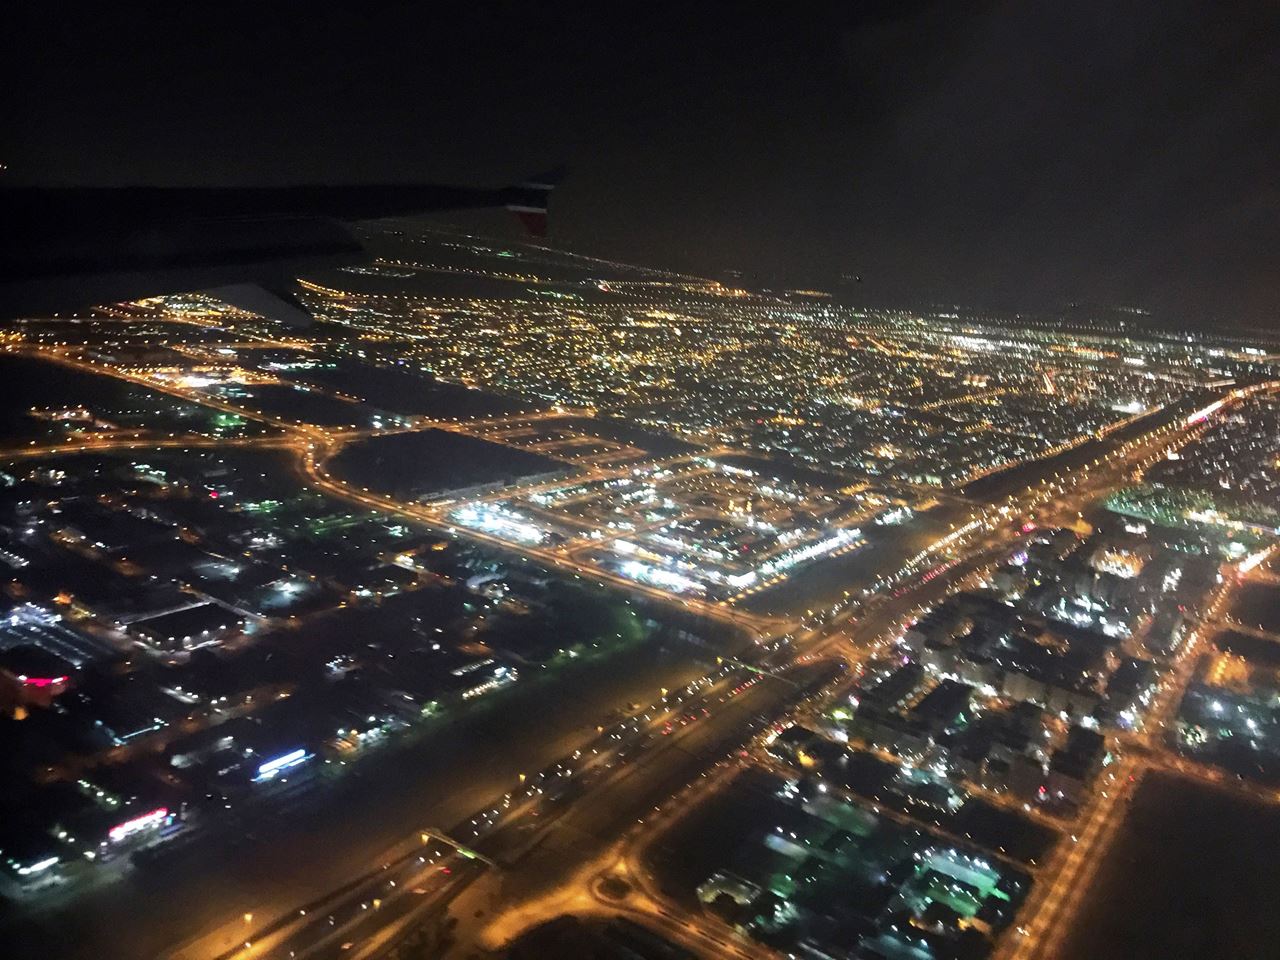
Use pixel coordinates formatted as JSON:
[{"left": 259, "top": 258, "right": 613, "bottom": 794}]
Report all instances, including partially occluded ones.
[{"left": 504, "top": 166, "right": 566, "bottom": 237}]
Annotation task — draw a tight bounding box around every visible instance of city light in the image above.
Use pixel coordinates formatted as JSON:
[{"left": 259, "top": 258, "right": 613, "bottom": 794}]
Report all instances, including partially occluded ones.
[
  {"left": 108, "top": 808, "right": 171, "bottom": 844},
  {"left": 252, "top": 749, "right": 312, "bottom": 782},
  {"left": 1, "top": 188, "right": 1277, "bottom": 960}
]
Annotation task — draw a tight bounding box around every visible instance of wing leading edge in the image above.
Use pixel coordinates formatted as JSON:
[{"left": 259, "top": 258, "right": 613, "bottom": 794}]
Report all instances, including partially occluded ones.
[{"left": 0, "top": 169, "right": 565, "bottom": 323}]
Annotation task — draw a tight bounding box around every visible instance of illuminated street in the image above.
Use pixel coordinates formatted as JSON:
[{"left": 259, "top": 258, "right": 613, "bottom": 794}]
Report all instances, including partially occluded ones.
[{"left": 3, "top": 45, "right": 1280, "bottom": 956}]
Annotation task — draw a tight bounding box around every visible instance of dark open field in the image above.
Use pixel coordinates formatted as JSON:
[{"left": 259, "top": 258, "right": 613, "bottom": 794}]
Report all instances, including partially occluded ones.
[
  {"left": 328, "top": 429, "right": 567, "bottom": 498},
  {"left": 1059, "top": 771, "right": 1280, "bottom": 960}
]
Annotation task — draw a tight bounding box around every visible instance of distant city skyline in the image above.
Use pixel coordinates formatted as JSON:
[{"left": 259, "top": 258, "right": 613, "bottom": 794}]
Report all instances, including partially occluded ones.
[
  {"left": 0, "top": 227, "right": 1277, "bottom": 960},
  {"left": 4, "top": 8, "right": 1280, "bottom": 959},
  {"left": 6, "top": 2, "right": 1279, "bottom": 326}
]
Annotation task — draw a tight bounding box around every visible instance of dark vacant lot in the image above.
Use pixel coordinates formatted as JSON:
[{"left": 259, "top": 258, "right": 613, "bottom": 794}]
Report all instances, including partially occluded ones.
[
  {"left": 292, "top": 359, "right": 540, "bottom": 419},
  {"left": 1230, "top": 583, "right": 1280, "bottom": 635},
  {"left": 1060, "top": 771, "right": 1280, "bottom": 960},
  {"left": 0, "top": 354, "right": 262, "bottom": 442},
  {"left": 329, "top": 429, "right": 567, "bottom": 497},
  {"left": 223, "top": 383, "right": 373, "bottom": 427}
]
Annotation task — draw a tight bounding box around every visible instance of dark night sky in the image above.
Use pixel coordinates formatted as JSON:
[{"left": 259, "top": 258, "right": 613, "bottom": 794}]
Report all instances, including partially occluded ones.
[{"left": 5, "top": 2, "right": 1279, "bottom": 327}]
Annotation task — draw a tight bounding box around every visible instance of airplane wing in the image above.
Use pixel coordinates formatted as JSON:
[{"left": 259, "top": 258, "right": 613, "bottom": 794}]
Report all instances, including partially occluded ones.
[
  {"left": 502, "top": 167, "right": 564, "bottom": 238},
  {"left": 0, "top": 168, "right": 565, "bottom": 324},
  {"left": 202, "top": 282, "right": 316, "bottom": 329}
]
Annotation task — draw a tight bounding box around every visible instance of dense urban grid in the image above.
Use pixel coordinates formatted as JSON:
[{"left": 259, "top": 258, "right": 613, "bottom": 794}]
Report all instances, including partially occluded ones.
[{"left": 0, "top": 227, "right": 1278, "bottom": 960}]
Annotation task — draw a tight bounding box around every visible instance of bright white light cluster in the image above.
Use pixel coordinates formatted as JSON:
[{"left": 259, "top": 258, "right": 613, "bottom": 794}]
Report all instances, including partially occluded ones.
[
  {"left": 452, "top": 504, "right": 546, "bottom": 544},
  {"left": 620, "top": 560, "right": 705, "bottom": 594},
  {"left": 758, "top": 528, "right": 862, "bottom": 578},
  {"left": 253, "top": 748, "right": 312, "bottom": 782}
]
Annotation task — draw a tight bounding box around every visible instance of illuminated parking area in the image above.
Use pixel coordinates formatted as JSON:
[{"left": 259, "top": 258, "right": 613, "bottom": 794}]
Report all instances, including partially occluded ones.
[
  {"left": 450, "top": 503, "right": 548, "bottom": 545},
  {"left": 251, "top": 748, "right": 313, "bottom": 783},
  {"left": 449, "top": 456, "right": 876, "bottom": 600}
]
